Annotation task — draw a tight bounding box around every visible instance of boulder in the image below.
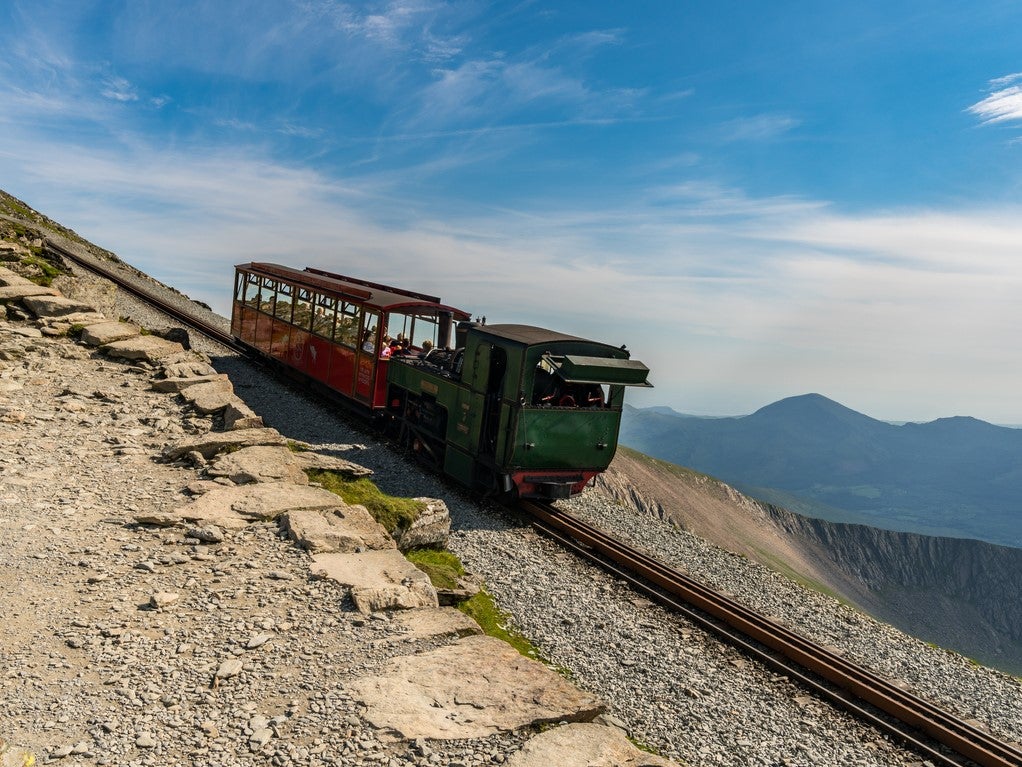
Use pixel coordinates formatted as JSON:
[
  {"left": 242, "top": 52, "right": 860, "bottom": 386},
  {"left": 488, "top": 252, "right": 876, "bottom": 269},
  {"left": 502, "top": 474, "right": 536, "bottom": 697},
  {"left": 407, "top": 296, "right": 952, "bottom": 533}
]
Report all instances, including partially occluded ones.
[
  {"left": 152, "top": 326, "right": 190, "bottom": 349},
  {"left": 162, "top": 427, "right": 288, "bottom": 460},
  {"left": 21, "top": 295, "right": 96, "bottom": 317},
  {"left": 79, "top": 321, "right": 140, "bottom": 346},
  {"left": 283, "top": 506, "right": 395, "bottom": 554},
  {"left": 223, "top": 397, "right": 264, "bottom": 430},
  {"left": 393, "top": 497, "right": 450, "bottom": 551},
  {"left": 347, "top": 635, "right": 604, "bottom": 739},
  {"left": 506, "top": 723, "right": 683, "bottom": 767},
  {"left": 206, "top": 445, "right": 309, "bottom": 485},
  {"left": 179, "top": 378, "right": 235, "bottom": 414},
  {"left": 102, "top": 335, "right": 184, "bottom": 362},
  {"left": 311, "top": 550, "right": 438, "bottom": 613}
]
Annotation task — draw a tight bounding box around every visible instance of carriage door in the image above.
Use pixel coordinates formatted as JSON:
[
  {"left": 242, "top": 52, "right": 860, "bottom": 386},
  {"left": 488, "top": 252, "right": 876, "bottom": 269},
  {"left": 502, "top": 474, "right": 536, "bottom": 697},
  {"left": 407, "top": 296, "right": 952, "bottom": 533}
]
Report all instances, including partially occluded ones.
[
  {"left": 479, "top": 345, "right": 507, "bottom": 461},
  {"left": 354, "top": 309, "right": 380, "bottom": 403}
]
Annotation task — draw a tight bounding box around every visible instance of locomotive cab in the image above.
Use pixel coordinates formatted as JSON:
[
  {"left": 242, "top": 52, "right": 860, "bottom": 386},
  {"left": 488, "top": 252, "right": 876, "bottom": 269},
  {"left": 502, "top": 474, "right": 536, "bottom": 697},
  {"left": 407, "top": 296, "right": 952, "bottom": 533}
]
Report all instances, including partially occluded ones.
[{"left": 420, "top": 324, "right": 651, "bottom": 499}]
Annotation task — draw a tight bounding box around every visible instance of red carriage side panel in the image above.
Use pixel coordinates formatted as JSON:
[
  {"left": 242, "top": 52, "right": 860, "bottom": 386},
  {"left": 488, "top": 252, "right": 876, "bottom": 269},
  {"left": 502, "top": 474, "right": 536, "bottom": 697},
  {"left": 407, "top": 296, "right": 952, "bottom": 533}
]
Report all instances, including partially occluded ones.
[
  {"left": 305, "top": 335, "right": 332, "bottom": 384},
  {"left": 327, "top": 344, "right": 357, "bottom": 398}
]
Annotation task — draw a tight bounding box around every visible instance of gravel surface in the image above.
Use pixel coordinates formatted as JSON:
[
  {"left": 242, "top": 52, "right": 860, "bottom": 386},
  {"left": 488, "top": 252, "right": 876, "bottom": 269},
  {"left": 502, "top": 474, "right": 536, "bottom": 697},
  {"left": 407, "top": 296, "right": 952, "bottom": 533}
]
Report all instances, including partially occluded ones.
[{"left": 29, "top": 241, "right": 1022, "bottom": 766}]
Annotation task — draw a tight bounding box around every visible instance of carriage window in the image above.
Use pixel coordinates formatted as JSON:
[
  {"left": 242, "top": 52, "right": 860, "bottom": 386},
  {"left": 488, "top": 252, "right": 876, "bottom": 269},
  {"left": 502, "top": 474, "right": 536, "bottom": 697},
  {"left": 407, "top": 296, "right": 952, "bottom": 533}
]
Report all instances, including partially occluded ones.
[
  {"left": 333, "top": 302, "right": 360, "bottom": 347},
  {"left": 530, "top": 359, "right": 606, "bottom": 408},
  {"left": 388, "top": 312, "right": 440, "bottom": 349},
  {"left": 259, "top": 278, "right": 277, "bottom": 314},
  {"left": 312, "top": 295, "right": 336, "bottom": 339},
  {"left": 274, "top": 283, "right": 293, "bottom": 322},
  {"left": 293, "top": 289, "right": 313, "bottom": 331},
  {"left": 360, "top": 309, "right": 380, "bottom": 353},
  {"left": 242, "top": 274, "right": 260, "bottom": 308}
]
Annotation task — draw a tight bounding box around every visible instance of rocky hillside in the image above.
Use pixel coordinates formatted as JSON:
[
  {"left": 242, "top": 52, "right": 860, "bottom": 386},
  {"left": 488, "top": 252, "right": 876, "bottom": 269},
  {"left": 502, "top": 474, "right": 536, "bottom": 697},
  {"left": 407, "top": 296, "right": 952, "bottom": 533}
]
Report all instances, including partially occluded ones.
[{"left": 596, "top": 447, "right": 1022, "bottom": 675}]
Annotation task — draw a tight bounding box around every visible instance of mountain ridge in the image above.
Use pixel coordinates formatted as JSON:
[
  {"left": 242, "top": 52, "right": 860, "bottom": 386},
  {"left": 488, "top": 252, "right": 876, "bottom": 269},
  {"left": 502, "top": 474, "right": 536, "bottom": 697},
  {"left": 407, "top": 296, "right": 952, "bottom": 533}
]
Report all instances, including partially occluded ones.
[{"left": 620, "top": 394, "right": 1022, "bottom": 548}]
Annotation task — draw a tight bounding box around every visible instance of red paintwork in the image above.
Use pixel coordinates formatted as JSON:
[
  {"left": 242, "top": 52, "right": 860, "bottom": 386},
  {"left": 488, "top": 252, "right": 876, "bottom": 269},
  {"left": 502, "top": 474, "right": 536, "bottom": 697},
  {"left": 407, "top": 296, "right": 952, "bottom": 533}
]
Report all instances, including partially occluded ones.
[
  {"left": 288, "top": 328, "right": 310, "bottom": 372},
  {"left": 510, "top": 470, "right": 599, "bottom": 499},
  {"left": 231, "top": 263, "right": 470, "bottom": 412},
  {"left": 327, "top": 344, "right": 357, "bottom": 398},
  {"left": 305, "top": 335, "right": 332, "bottom": 382},
  {"left": 354, "top": 354, "right": 374, "bottom": 401}
]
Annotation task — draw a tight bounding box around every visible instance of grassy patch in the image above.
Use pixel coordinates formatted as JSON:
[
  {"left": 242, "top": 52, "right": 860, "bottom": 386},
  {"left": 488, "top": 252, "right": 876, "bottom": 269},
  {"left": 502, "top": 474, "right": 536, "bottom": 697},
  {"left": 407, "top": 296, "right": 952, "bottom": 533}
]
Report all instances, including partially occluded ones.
[
  {"left": 19, "top": 255, "right": 62, "bottom": 286},
  {"left": 307, "top": 469, "right": 426, "bottom": 534},
  {"left": 628, "top": 736, "right": 661, "bottom": 755},
  {"left": 405, "top": 548, "right": 464, "bottom": 589},
  {"left": 404, "top": 547, "right": 548, "bottom": 662},
  {"left": 458, "top": 588, "right": 545, "bottom": 660}
]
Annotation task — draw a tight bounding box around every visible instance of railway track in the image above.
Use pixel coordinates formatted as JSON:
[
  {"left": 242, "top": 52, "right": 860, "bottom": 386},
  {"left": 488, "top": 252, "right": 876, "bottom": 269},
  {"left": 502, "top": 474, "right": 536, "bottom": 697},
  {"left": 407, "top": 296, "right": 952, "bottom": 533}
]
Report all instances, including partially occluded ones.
[
  {"left": 520, "top": 500, "right": 1022, "bottom": 767},
  {"left": 45, "top": 239, "right": 243, "bottom": 352},
  {"left": 45, "top": 239, "right": 1022, "bottom": 767}
]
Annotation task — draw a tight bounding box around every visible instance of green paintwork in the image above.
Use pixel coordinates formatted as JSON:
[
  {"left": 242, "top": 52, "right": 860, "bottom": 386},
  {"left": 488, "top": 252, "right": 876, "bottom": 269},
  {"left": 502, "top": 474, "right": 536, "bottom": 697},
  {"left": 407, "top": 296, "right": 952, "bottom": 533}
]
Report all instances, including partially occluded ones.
[
  {"left": 384, "top": 323, "right": 648, "bottom": 495},
  {"left": 545, "top": 354, "right": 652, "bottom": 387},
  {"left": 508, "top": 406, "right": 620, "bottom": 470}
]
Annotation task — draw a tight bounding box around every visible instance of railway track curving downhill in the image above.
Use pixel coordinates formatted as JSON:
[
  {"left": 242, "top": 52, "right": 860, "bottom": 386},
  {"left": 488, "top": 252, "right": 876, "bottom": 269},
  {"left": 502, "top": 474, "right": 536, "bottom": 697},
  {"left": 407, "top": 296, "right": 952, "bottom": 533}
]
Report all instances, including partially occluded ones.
[
  {"left": 45, "top": 239, "right": 1022, "bottom": 767},
  {"left": 520, "top": 501, "right": 1022, "bottom": 767}
]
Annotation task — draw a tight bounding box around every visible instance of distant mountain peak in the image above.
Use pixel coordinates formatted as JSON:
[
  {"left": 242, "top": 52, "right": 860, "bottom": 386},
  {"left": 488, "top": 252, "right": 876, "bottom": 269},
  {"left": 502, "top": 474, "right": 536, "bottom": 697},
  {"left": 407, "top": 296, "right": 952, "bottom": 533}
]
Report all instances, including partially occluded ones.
[{"left": 748, "top": 393, "right": 883, "bottom": 426}]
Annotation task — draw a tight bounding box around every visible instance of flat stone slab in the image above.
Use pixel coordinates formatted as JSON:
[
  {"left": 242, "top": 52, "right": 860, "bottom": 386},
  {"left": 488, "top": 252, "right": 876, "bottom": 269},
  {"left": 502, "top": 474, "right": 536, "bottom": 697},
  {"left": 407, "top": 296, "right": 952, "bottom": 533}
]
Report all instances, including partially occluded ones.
[
  {"left": 179, "top": 378, "right": 235, "bottom": 414},
  {"left": 79, "top": 320, "right": 140, "bottom": 346},
  {"left": 381, "top": 607, "right": 483, "bottom": 645},
  {"left": 174, "top": 482, "right": 346, "bottom": 529},
  {"left": 207, "top": 445, "right": 309, "bottom": 485},
  {"left": 0, "top": 265, "right": 33, "bottom": 285},
  {"left": 1, "top": 744, "right": 37, "bottom": 767},
  {"left": 283, "top": 506, "right": 394, "bottom": 554},
  {"left": 311, "top": 550, "right": 438, "bottom": 613},
  {"left": 102, "top": 335, "right": 184, "bottom": 362},
  {"left": 507, "top": 723, "right": 682, "bottom": 767},
  {"left": 292, "top": 450, "right": 374, "bottom": 478},
  {"left": 162, "top": 359, "right": 218, "bottom": 378},
  {"left": 22, "top": 294, "right": 96, "bottom": 317},
  {"left": 151, "top": 373, "right": 230, "bottom": 393},
  {"left": 162, "top": 427, "right": 288, "bottom": 460},
  {"left": 0, "top": 284, "right": 61, "bottom": 301},
  {"left": 348, "top": 635, "right": 604, "bottom": 739}
]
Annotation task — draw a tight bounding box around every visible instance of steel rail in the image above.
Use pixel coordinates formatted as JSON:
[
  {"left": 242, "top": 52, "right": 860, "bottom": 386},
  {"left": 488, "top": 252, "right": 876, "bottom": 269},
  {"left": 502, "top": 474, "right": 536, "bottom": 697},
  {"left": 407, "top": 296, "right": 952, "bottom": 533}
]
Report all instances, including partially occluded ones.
[
  {"left": 43, "top": 240, "right": 242, "bottom": 351},
  {"left": 520, "top": 500, "right": 1022, "bottom": 767}
]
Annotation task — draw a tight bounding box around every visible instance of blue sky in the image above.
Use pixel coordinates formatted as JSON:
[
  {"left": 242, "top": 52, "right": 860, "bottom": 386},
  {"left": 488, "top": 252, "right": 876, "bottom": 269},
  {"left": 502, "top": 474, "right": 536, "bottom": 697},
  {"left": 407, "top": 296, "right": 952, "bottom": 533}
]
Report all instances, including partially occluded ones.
[{"left": 3, "top": 1, "right": 1022, "bottom": 423}]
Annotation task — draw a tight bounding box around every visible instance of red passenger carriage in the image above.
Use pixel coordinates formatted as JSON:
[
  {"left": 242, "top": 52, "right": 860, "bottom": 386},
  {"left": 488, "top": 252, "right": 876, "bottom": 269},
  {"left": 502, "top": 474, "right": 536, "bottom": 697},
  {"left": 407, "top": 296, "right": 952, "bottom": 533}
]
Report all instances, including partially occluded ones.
[{"left": 231, "top": 263, "right": 471, "bottom": 410}]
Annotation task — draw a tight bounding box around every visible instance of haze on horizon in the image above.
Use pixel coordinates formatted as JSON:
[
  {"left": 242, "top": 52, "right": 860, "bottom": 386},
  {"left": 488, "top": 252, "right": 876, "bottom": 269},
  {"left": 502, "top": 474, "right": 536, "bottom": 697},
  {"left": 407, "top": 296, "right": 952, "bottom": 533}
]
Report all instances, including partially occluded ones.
[{"left": 2, "top": 2, "right": 1022, "bottom": 425}]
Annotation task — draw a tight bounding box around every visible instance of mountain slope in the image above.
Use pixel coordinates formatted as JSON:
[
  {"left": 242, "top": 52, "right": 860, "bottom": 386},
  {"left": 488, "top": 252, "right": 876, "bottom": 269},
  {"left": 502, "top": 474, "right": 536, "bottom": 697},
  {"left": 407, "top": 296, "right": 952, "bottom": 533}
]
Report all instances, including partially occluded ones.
[
  {"left": 597, "top": 447, "right": 1022, "bottom": 675},
  {"left": 619, "top": 395, "right": 1022, "bottom": 547}
]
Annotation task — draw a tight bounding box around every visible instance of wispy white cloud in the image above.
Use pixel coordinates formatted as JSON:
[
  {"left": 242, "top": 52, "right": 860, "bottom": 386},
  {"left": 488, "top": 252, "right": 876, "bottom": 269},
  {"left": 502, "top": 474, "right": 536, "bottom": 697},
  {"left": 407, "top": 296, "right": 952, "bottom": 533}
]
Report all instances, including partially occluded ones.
[
  {"left": 720, "top": 113, "right": 801, "bottom": 142},
  {"left": 990, "top": 72, "right": 1022, "bottom": 88},
  {"left": 6, "top": 116, "right": 1022, "bottom": 422},
  {"left": 969, "top": 74, "right": 1022, "bottom": 124},
  {"left": 100, "top": 76, "right": 138, "bottom": 102}
]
